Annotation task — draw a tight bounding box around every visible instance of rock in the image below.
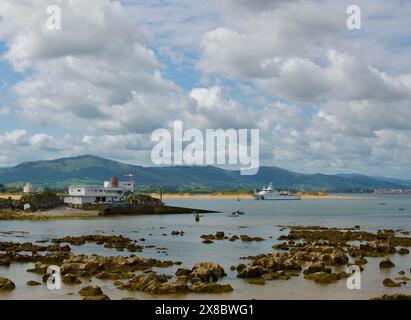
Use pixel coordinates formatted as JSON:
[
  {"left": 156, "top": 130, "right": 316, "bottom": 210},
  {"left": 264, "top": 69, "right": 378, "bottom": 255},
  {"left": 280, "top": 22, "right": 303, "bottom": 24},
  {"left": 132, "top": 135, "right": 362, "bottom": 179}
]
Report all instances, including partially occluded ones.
[
  {"left": 272, "top": 243, "right": 289, "bottom": 251},
  {"left": 119, "top": 272, "right": 189, "bottom": 294},
  {"left": 304, "top": 271, "right": 350, "bottom": 284},
  {"left": 331, "top": 251, "right": 349, "bottom": 265},
  {"left": 215, "top": 231, "right": 225, "bottom": 238},
  {"left": 399, "top": 270, "right": 405, "bottom": 275},
  {"left": 26, "top": 263, "right": 49, "bottom": 274},
  {"left": 175, "top": 268, "right": 191, "bottom": 276},
  {"left": 395, "top": 276, "right": 410, "bottom": 282},
  {"left": 354, "top": 256, "right": 367, "bottom": 265},
  {"left": 62, "top": 274, "right": 82, "bottom": 284},
  {"left": 122, "top": 297, "right": 138, "bottom": 300},
  {"left": 52, "top": 235, "right": 142, "bottom": 252},
  {"left": 369, "top": 241, "right": 395, "bottom": 254},
  {"left": 240, "top": 235, "right": 264, "bottom": 242},
  {"left": 383, "top": 278, "right": 401, "bottom": 287},
  {"left": 302, "top": 261, "right": 326, "bottom": 275},
  {"left": 0, "top": 258, "right": 10, "bottom": 266},
  {"left": 0, "top": 277, "right": 15, "bottom": 290},
  {"left": 83, "top": 295, "right": 110, "bottom": 300},
  {"left": 379, "top": 257, "right": 395, "bottom": 269},
  {"left": 265, "top": 270, "right": 291, "bottom": 281},
  {"left": 189, "top": 282, "right": 233, "bottom": 293},
  {"left": 202, "top": 239, "right": 213, "bottom": 244},
  {"left": 78, "top": 285, "right": 104, "bottom": 296},
  {"left": 371, "top": 294, "right": 411, "bottom": 300},
  {"left": 398, "top": 248, "right": 409, "bottom": 255},
  {"left": 237, "top": 266, "right": 265, "bottom": 278},
  {"left": 26, "top": 280, "right": 41, "bottom": 286},
  {"left": 42, "top": 274, "right": 51, "bottom": 283},
  {"left": 236, "top": 264, "right": 246, "bottom": 272},
  {"left": 190, "top": 262, "right": 226, "bottom": 282}
]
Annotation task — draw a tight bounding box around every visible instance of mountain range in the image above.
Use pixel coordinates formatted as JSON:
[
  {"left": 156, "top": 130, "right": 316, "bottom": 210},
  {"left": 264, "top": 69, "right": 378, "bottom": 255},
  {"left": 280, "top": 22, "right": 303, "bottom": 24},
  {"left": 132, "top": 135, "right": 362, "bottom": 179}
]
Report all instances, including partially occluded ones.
[{"left": 1, "top": 155, "right": 411, "bottom": 193}]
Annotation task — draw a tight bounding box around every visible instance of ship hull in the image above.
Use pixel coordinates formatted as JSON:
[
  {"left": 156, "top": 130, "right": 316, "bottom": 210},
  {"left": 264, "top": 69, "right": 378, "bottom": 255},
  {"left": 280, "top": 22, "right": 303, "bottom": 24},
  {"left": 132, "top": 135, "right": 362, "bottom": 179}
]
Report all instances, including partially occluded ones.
[{"left": 254, "top": 195, "right": 301, "bottom": 200}]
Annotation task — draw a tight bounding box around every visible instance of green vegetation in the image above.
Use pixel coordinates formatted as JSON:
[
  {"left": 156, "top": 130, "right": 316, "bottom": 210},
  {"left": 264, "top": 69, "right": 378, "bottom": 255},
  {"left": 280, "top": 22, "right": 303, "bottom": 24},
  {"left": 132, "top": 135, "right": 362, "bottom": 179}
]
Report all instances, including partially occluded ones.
[{"left": 126, "top": 193, "right": 160, "bottom": 203}]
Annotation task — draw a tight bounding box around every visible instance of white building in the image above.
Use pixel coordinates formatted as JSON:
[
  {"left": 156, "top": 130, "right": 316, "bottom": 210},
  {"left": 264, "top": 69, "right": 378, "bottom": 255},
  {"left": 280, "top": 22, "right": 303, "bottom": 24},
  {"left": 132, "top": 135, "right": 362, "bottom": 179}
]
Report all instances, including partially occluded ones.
[
  {"left": 103, "top": 179, "right": 135, "bottom": 193},
  {"left": 119, "top": 181, "right": 135, "bottom": 193},
  {"left": 64, "top": 177, "right": 135, "bottom": 205},
  {"left": 64, "top": 186, "right": 125, "bottom": 205},
  {"left": 23, "top": 183, "right": 44, "bottom": 194}
]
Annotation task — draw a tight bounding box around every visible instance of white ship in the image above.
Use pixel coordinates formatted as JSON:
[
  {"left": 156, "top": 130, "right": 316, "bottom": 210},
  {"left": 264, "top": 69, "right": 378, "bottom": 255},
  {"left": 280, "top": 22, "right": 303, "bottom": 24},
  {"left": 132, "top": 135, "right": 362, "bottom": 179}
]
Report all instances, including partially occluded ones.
[{"left": 253, "top": 183, "right": 301, "bottom": 200}]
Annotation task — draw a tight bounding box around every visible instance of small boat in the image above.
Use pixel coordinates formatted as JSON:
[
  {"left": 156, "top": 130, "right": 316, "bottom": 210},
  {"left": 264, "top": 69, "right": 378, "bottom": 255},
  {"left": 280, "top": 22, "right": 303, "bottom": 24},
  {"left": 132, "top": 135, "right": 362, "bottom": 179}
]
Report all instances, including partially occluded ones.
[
  {"left": 254, "top": 183, "right": 301, "bottom": 200},
  {"left": 227, "top": 211, "right": 240, "bottom": 217}
]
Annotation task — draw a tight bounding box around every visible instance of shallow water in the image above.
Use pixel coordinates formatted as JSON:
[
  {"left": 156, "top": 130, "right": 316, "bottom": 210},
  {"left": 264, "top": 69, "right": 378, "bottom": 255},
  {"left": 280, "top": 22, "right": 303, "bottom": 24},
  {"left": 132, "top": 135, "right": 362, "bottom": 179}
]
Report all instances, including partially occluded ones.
[{"left": 1, "top": 194, "right": 411, "bottom": 300}]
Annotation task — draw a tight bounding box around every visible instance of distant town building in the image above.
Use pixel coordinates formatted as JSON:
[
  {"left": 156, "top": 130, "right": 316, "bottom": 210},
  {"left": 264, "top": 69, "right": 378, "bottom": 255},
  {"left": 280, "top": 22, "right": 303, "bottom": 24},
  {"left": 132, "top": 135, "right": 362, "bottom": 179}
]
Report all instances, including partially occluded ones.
[
  {"left": 23, "top": 183, "right": 44, "bottom": 194},
  {"left": 104, "top": 175, "right": 135, "bottom": 193},
  {"left": 374, "top": 188, "right": 411, "bottom": 194},
  {"left": 64, "top": 176, "right": 135, "bottom": 205}
]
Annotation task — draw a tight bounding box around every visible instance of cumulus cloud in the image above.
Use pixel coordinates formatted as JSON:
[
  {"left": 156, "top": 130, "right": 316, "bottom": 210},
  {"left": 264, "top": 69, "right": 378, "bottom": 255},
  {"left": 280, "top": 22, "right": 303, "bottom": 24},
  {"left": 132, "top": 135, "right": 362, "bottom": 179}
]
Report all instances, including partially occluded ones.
[
  {"left": 1, "top": 0, "right": 411, "bottom": 178},
  {"left": 1, "top": 0, "right": 185, "bottom": 134}
]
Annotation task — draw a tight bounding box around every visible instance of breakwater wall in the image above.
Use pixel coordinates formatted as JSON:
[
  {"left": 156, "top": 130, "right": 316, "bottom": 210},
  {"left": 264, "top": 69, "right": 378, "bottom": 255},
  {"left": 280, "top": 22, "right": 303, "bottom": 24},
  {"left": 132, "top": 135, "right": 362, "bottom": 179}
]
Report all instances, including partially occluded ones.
[{"left": 68, "top": 203, "right": 217, "bottom": 215}]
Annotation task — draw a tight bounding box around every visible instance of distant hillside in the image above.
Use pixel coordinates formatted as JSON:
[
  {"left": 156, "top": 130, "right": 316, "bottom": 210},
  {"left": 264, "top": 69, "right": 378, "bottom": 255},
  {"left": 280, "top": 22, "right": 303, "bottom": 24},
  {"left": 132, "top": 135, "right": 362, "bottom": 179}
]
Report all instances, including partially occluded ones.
[{"left": 0, "top": 155, "right": 410, "bottom": 192}]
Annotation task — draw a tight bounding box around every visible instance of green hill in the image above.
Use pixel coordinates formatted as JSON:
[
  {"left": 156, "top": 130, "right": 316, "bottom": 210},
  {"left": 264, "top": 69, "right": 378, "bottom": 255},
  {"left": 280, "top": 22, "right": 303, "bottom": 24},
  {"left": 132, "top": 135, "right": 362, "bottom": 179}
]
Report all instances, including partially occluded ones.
[{"left": 0, "top": 155, "right": 410, "bottom": 192}]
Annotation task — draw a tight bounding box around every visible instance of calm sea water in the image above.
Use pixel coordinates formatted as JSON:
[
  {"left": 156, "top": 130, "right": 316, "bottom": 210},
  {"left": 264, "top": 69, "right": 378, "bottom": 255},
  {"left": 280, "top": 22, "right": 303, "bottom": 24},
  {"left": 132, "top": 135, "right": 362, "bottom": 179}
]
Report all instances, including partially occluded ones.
[{"left": 1, "top": 194, "right": 410, "bottom": 300}]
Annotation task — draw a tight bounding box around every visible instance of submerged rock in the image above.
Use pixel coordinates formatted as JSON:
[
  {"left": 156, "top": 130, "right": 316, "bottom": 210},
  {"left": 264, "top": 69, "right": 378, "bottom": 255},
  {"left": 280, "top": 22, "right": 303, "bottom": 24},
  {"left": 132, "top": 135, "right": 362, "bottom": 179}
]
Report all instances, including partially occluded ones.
[
  {"left": 302, "top": 262, "right": 326, "bottom": 275},
  {"left": 78, "top": 285, "right": 104, "bottom": 297},
  {"left": 354, "top": 256, "right": 367, "bottom": 265},
  {"left": 383, "top": 278, "right": 402, "bottom": 287},
  {"left": 371, "top": 294, "right": 411, "bottom": 300},
  {"left": 398, "top": 248, "right": 409, "bottom": 255},
  {"left": 379, "top": 257, "right": 395, "bottom": 269},
  {"left": 237, "top": 266, "right": 265, "bottom": 278},
  {"left": 118, "top": 272, "right": 189, "bottom": 294},
  {"left": 189, "top": 282, "right": 233, "bottom": 293},
  {"left": 330, "top": 251, "right": 349, "bottom": 265},
  {"left": 175, "top": 268, "right": 191, "bottom": 277},
  {"left": 0, "top": 277, "right": 16, "bottom": 290},
  {"left": 62, "top": 274, "right": 82, "bottom": 284},
  {"left": 83, "top": 295, "right": 110, "bottom": 300},
  {"left": 304, "top": 271, "right": 350, "bottom": 284},
  {"left": 0, "top": 258, "right": 11, "bottom": 266},
  {"left": 26, "top": 280, "right": 41, "bottom": 286}
]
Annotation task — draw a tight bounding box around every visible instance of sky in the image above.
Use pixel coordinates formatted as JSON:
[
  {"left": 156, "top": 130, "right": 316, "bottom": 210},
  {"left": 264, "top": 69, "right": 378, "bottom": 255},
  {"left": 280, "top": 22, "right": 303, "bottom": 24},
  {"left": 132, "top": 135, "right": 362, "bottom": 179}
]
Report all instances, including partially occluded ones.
[{"left": 0, "top": 0, "right": 411, "bottom": 178}]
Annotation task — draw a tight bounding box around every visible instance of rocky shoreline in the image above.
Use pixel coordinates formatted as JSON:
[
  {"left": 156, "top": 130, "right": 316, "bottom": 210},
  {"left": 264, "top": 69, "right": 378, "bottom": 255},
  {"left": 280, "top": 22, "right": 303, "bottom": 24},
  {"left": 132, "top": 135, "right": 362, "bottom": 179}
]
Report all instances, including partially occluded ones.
[{"left": 1, "top": 225, "right": 411, "bottom": 299}]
